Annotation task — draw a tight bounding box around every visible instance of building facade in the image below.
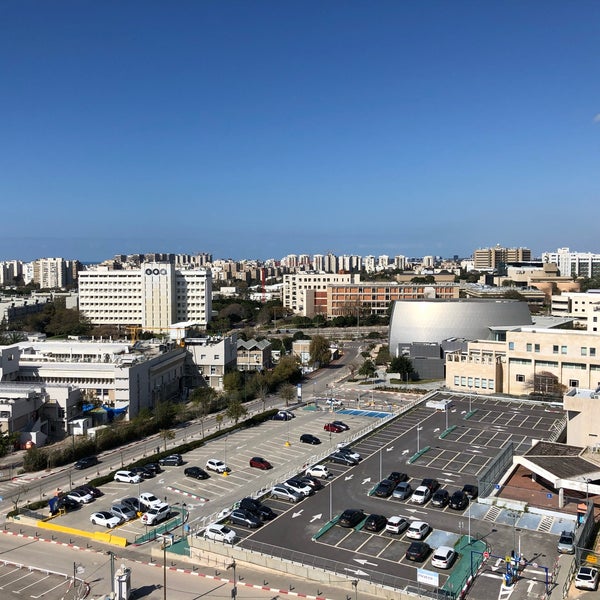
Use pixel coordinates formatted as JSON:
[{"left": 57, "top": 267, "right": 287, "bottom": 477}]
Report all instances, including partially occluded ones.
[
  {"left": 542, "top": 248, "right": 600, "bottom": 278},
  {"left": 473, "top": 246, "right": 532, "bottom": 271}
]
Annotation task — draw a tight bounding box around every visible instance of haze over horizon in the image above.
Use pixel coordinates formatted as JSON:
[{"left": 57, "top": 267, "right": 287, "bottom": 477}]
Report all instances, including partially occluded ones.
[{"left": 2, "top": 1, "right": 599, "bottom": 263}]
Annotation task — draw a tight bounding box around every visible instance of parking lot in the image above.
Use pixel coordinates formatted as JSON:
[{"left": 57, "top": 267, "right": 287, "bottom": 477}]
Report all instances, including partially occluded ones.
[{"left": 0, "top": 560, "right": 76, "bottom": 600}]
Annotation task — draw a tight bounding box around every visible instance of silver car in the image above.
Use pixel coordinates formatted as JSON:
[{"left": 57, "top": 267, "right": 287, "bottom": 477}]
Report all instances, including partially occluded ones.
[
  {"left": 111, "top": 503, "right": 137, "bottom": 522},
  {"left": 271, "top": 485, "right": 303, "bottom": 503}
]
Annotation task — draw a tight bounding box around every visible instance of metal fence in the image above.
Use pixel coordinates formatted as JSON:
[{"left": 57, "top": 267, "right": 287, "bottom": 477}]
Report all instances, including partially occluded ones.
[{"left": 478, "top": 441, "right": 514, "bottom": 499}]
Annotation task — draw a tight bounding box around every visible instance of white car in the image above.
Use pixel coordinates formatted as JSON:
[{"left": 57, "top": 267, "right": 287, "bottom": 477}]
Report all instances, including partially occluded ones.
[
  {"left": 431, "top": 546, "right": 456, "bottom": 569},
  {"left": 139, "top": 492, "right": 163, "bottom": 509},
  {"left": 114, "top": 470, "right": 143, "bottom": 484},
  {"left": 411, "top": 485, "right": 431, "bottom": 505},
  {"left": 406, "top": 521, "right": 431, "bottom": 540},
  {"left": 203, "top": 523, "right": 237, "bottom": 544},
  {"left": 66, "top": 490, "right": 94, "bottom": 504},
  {"left": 336, "top": 445, "right": 362, "bottom": 461},
  {"left": 305, "top": 464, "right": 331, "bottom": 479},
  {"left": 141, "top": 502, "right": 171, "bottom": 526},
  {"left": 325, "top": 398, "right": 343, "bottom": 406},
  {"left": 385, "top": 516, "right": 409, "bottom": 534},
  {"left": 284, "top": 479, "right": 312, "bottom": 497},
  {"left": 90, "top": 511, "right": 122, "bottom": 529},
  {"left": 575, "top": 566, "right": 599, "bottom": 591},
  {"left": 206, "top": 459, "right": 229, "bottom": 473}
]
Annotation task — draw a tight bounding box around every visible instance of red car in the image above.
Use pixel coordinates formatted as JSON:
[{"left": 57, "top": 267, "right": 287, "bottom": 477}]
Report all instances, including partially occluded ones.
[
  {"left": 249, "top": 457, "right": 273, "bottom": 470},
  {"left": 324, "top": 423, "right": 343, "bottom": 433}
]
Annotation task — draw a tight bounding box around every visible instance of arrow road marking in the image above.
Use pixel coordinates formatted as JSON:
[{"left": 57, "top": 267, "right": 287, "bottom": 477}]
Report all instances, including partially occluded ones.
[
  {"left": 434, "top": 428, "right": 440, "bottom": 433},
  {"left": 310, "top": 514, "right": 322, "bottom": 522},
  {"left": 405, "top": 508, "right": 427, "bottom": 514},
  {"left": 345, "top": 475, "right": 354, "bottom": 481},
  {"left": 361, "top": 477, "right": 371, "bottom": 485},
  {"left": 354, "top": 559, "right": 378, "bottom": 567},
  {"left": 386, "top": 447, "right": 394, "bottom": 452},
  {"left": 402, "top": 449, "right": 409, "bottom": 455},
  {"left": 344, "top": 568, "right": 368, "bottom": 577},
  {"left": 292, "top": 510, "right": 304, "bottom": 518}
]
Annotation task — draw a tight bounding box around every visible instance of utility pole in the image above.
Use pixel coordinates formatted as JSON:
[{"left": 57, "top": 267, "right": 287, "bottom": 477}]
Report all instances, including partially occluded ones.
[{"left": 227, "top": 559, "right": 237, "bottom": 598}]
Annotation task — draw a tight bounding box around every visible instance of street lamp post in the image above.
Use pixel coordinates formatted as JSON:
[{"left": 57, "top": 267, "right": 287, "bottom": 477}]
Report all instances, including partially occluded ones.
[
  {"left": 227, "top": 559, "right": 237, "bottom": 598},
  {"left": 162, "top": 540, "right": 167, "bottom": 600},
  {"left": 352, "top": 579, "right": 358, "bottom": 600},
  {"left": 106, "top": 551, "right": 115, "bottom": 597},
  {"left": 417, "top": 422, "right": 422, "bottom": 453}
]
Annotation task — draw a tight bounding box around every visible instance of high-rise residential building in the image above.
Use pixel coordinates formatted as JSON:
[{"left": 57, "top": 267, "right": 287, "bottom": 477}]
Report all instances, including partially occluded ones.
[
  {"left": 324, "top": 253, "right": 338, "bottom": 274},
  {"left": 33, "top": 257, "right": 70, "bottom": 289},
  {"left": 378, "top": 255, "right": 390, "bottom": 270},
  {"left": 394, "top": 255, "right": 407, "bottom": 270},
  {"left": 78, "top": 262, "right": 211, "bottom": 329},
  {"left": 542, "top": 248, "right": 600, "bottom": 278},
  {"left": 312, "top": 254, "right": 324, "bottom": 271},
  {"left": 363, "top": 256, "right": 376, "bottom": 272},
  {"left": 473, "top": 245, "right": 531, "bottom": 270},
  {"left": 339, "top": 255, "right": 361, "bottom": 273}
]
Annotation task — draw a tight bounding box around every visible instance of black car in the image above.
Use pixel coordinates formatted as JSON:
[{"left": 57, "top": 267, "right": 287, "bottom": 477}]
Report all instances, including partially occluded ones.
[
  {"left": 329, "top": 452, "right": 358, "bottom": 466},
  {"left": 159, "top": 454, "right": 183, "bottom": 466},
  {"left": 373, "top": 479, "right": 396, "bottom": 498},
  {"left": 272, "top": 411, "right": 293, "bottom": 421},
  {"left": 56, "top": 495, "right": 80, "bottom": 512},
  {"left": 229, "top": 508, "right": 262, "bottom": 529},
  {"left": 131, "top": 466, "right": 154, "bottom": 479},
  {"left": 297, "top": 475, "right": 324, "bottom": 491},
  {"left": 143, "top": 462, "right": 162, "bottom": 475},
  {"left": 184, "top": 466, "right": 210, "bottom": 480},
  {"left": 74, "top": 456, "right": 99, "bottom": 470},
  {"left": 238, "top": 497, "right": 276, "bottom": 521},
  {"left": 462, "top": 484, "right": 478, "bottom": 500},
  {"left": 431, "top": 489, "right": 450, "bottom": 508},
  {"left": 387, "top": 472, "right": 408, "bottom": 484},
  {"left": 364, "top": 514, "right": 387, "bottom": 532},
  {"left": 300, "top": 434, "right": 321, "bottom": 445},
  {"left": 449, "top": 490, "right": 469, "bottom": 510},
  {"left": 406, "top": 541, "right": 431, "bottom": 562},
  {"left": 421, "top": 478, "right": 440, "bottom": 493},
  {"left": 339, "top": 509, "right": 366, "bottom": 528}
]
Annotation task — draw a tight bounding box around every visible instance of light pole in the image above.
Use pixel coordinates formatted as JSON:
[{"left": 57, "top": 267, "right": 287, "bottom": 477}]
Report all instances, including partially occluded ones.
[
  {"left": 445, "top": 405, "right": 449, "bottom": 430},
  {"left": 417, "top": 422, "right": 422, "bottom": 453},
  {"left": 227, "top": 559, "right": 237, "bottom": 598},
  {"left": 106, "top": 551, "right": 115, "bottom": 596},
  {"left": 585, "top": 477, "right": 592, "bottom": 502},
  {"left": 162, "top": 540, "right": 167, "bottom": 600},
  {"left": 352, "top": 579, "right": 358, "bottom": 600}
]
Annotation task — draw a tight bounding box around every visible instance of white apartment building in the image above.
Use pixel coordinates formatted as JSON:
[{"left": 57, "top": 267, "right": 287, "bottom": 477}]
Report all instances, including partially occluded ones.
[
  {"left": 542, "top": 248, "right": 600, "bottom": 278},
  {"left": 551, "top": 291, "right": 600, "bottom": 328},
  {"left": 184, "top": 335, "right": 237, "bottom": 390},
  {"left": 283, "top": 272, "right": 360, "bottom": 315},
  {"left": 78, "top": 262, "right": 211, "bottom": 329}
]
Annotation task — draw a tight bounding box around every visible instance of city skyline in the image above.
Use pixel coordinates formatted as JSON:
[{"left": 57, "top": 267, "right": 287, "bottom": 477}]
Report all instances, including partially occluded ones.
[{"left": 2, "top": 1, "right": 599, "bottom": 262}]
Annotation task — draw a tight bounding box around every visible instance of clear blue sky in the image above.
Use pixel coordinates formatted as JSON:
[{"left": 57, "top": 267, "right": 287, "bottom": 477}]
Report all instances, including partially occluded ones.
[{"left": 1, "top": 1, "right": 599, "bottom": 263}]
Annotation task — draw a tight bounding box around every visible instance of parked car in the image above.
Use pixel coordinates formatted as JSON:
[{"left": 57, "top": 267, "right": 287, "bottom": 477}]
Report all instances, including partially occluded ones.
[
  {"left": 204, "top": 523, "right": 237, "bottom": 544},
  {"left": 249, "top": 457, "right": 273, "bottom": 470},
  {"left": 113, "top": 470, "right": 142, "bottom": 484},
  {"left": 431, "top": 546, "right": 456, "bottom": 569},
  {"left": 364, "top": 514, "right": 387, "bottom": 532},
  {"left": 206, "top": 459, "right": 230, "bottom": 473},
  {"left": 431, "top": 489, "right": 450, "bottom": 508},
  {"left": 66, "top": 489, "right": 94, "bottom": 504},
  {"left": 300, "top": 434, "right": 321, "bottom": 445},
  {"left": 387, "top": 472, "right": 408, "bottom": 484},
  {"left": 324, "top": 423, "right": 343, "bottom": 433},
  {"left": 56, "top": 496, "right": 80, "bottom": 512},
  {"left": 131, "top": 466, "right": 154, "bottom": 479},
  {"left": 111, "top": 503, "right": 137, "bottom": 522},
  {"left": 385, "top": 516, "right": 409, "bottom": 534},
  {"left": 373, "top": 479, "right": 396, "bottom": 498},
  {"left": 411, "top": 486, "right": 431, "bottom": 505},
  {"left": 284, "top": 478, "right": 314, "bottom": 496},
  {"left": 143, "top": 463, "right": 162, "bottom": 475},
  {"left": 272, "top": 411, "right": 294, "bottom": 421},
  {"left": 139, "top": 492, "right": 163, "bottom": 510},
  {"left": 462, "top": 484, "right": 478, "bottom": 500},
  {"left": 76, "top": 484, "right": 103, "bottom": 499},
  {"left": 392, "top": 482, "right": 413, "bottom": 500},
  {"left": 74, "top": 456, "right": 99, "bottom": 470},
  {"left": 324, "top": 398, "right": 343, "bottom": 407},
  {"left": 306, "top": 464, "right": 331, "bottom": 479},
  {"left": 575, "top": 566, "right": 599, "bottom": 590},
  {"left": 406, "top": 541, "right": 431, "bottom": 562},
  {"left": 297, "top": 475, "right": 323, "bottom": 491},
  {"left": 406, "top": 521, "right": 431, "bottom": 540},
  {"left": 121, "top": 497, "right": 142, "bottom": 514},
  {"left": 449, "top": 490, "right": 469, "bottom": 510},
  {"left": 331, "top": 420, "right": 349, "bottom": 430},
  {"left": 339, "top": 509, "right": 365, "bottom": 528},
  {"left": 159, "top": 454, "right": 183, "bottom": 467},
  {"left": 420, "top": 478, "right": 440, "bottom": 493},
  {"left": 329, "top": 452, "right": 358, "bottom": 466},
  {"left": 271, "top": 485, "right": 303, "bottom": 503},
  {"left": 237, "top": 497, "right": 276, "bottom": 521},
  {"left": 337, "top": 446, "right": 362, "bottom": 461},
  {"left": 90, "top": 511, "right": 122, "bottom": 529},
  {"left": 229, "top": 508, "right": 262, "bottom": 529},
  {"left": 557, "top": 530, "right": 576, "bottom": 554},
  {"left": 141, "top": 503, "right": 171, "bottom": 526},
  {"left": 184, "top": 466, "right": 210, "bottom": 480}
]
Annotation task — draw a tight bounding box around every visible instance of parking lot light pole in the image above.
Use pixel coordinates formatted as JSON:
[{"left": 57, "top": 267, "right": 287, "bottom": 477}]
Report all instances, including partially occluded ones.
[
  {"left": 106, "top": 551, "right": 115, "bottom": 596},
  {"left": 227, "top": 559, "right": 237, "bottom": 598}
]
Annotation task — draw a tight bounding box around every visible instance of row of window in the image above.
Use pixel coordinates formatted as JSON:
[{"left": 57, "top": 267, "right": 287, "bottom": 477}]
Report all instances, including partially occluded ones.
[
  {"left": 508, "top": 342, "right": 597, "bottom": 357},
  {"left": 453, "top": 376, "right": 495, "bottom": 389}
]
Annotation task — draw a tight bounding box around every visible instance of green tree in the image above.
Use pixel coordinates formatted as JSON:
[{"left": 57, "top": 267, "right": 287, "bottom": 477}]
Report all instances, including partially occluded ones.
[
  {"left": 388, "top": 355, "right": 415, "bottom": 381},
  {"left": 279, "top": 383, "right": 296, "bottom": 407},
  {"left": 159, "top": 428, "right": 175, "bottom": 451},
  {"left": 358, "top": 359, "right": 376, "bottom": 380},
  {"left": 225, "top": 398, "right": 248, "bottom": 425},
  {"left": 223, "top": 371, "right": 243, "bottom": 395},
  {"left": 309, "top": 335, "right": 331, "bottom": 368},
  {"left": 270, "top": 355, "right": 302, "bottom": 386}
]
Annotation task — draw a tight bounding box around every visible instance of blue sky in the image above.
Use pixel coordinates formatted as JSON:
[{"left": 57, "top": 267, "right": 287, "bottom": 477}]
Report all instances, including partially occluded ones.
[{"left": 1, "top": 1, "right": 599, "bottom": 263}]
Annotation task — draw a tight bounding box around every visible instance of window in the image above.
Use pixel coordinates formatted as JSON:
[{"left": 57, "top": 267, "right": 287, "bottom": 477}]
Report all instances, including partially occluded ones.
[
  {"left": 481, "top": 379, "right": 487, "bottom": 389},
  {"left": 467, "top": 377, "right": 473, "bottom": 387},
  {"left": 561, "top": 346, "right": 567, "bottom": 354},
  {"left": 526, "top": 343, "right": 532, "bottom": 352},
  {"left": 474, "top": 378, "right": 480, "bottom": 388},
  {"left": 454, "top": 376, "right": 459, "bottom": 386},
  {"left": 591, "top": 348, "right": 596, "bottom": 357},
  {"left": 569, "top": 379, "right": 579, "bottom": 388},
  {"left": 516, "top": 374, "right": 525, "bottom": 382},
  {"left": 460, "top": 376, "right": 466, "bottom": 386},
  {"left": 534, "top": 344, "right": 540, "bottom": 352},
  {"left": 508, "top": 342, "right": 515, "bottom": 350},
  {"left": 582, "top": 347, "right": 588, "bottom": 356},
  {"left": 488, "top": 379, "right": 494, "bottom": 389}
]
